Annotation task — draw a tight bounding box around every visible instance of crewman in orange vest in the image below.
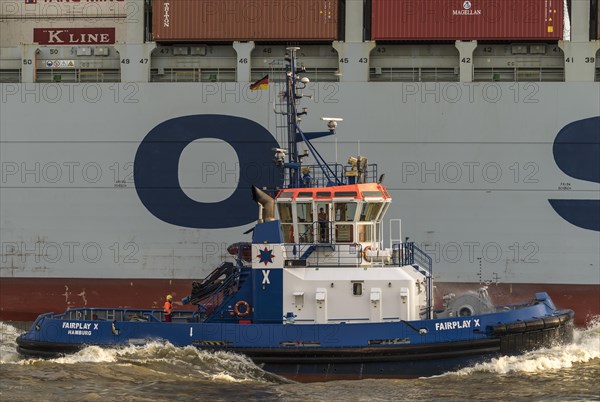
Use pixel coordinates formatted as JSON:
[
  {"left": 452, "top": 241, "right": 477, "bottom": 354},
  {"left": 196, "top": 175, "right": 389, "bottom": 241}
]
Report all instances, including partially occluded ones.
[{"left": 164, "top": 295, "right": 173, "bottom": 322}]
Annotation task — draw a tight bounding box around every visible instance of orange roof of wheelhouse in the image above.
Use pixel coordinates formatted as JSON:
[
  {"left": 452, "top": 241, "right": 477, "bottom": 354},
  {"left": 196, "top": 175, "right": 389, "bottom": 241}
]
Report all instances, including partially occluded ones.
[{"left": 275, "top": 183, "right": 391, "bottom": 201}]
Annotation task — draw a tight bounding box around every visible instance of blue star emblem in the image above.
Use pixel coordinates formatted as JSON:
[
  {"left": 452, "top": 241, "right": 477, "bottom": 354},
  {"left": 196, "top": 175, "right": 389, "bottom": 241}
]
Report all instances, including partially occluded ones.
[{"left": 257, "top": 247, "right": 274, "bottom": 266}]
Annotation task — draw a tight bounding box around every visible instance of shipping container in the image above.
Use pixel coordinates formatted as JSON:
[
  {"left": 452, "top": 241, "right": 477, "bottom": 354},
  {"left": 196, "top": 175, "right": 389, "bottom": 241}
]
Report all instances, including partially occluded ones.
[
  {"left": 0, "top": 19, "right": 129, "bottom": 47},
  {"left": 371, "top": 0, "right": 564, "bottom": 41},
  {"left": 0, "top": 0, "right": 129, "bottom": 18},
  {"left": 152, "top": 0, "right": 339, "bottom": 42}
]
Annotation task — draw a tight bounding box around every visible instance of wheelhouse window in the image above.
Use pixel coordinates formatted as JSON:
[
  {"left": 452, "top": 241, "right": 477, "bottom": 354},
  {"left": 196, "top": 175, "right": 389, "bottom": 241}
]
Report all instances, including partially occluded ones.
[
  {"left": 336, "top": 224, "right": 353, "bottom": 242},
  {"left": 277, "top": 203, "right": 293, "bottom": 223},
  {"left": 296, "top": 203, "right": 313, "bottom": 223},
  {"left": 334, "top": 202, "right": 356, "bottom": 243},
  {"left": 359, "top": 202, "right": 383, "bottom": 222},
  {"left": 282, "top": 224, "right": 295, "bottom": 243},
  {"left": 358, "top": 224, "right": 374, "bottom": 242},
  {"left": 316, "top": 202, "right": 330, "bottom": 243},
  {"left": 296, "top": 203, "right": 314, "bottom": 243},
  {"left": 334, "top": 202, "right": 357, "bottom": 222},
  {"left": 278, "top": 203, "right": 294, "bottom": 243}
]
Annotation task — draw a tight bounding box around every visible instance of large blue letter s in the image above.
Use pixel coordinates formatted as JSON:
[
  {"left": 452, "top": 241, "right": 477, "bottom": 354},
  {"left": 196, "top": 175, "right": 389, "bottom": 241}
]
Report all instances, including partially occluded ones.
[
  {"left": 134, "top": 115, "right": 282, "bottom": 229},
  {"left": 549, "top": 116, "right": 600, "bottom": 232}
]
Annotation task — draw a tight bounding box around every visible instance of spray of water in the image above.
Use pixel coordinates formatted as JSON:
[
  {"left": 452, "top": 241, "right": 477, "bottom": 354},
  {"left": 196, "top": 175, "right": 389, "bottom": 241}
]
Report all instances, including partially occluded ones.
[
  {"left": 1, "top": 323, "right": 286, "bottom": 383},
  {"left": 453, "top": 317, "right": 600, "bottom": 376},
  {"left": 0, "top": 322, "right": 23, "bottom": 363}
]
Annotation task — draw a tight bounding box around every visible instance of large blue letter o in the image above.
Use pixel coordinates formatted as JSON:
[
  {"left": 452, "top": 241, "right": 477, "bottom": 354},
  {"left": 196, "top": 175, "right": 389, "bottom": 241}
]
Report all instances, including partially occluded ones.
[{"left": 134, "top": 115, "right": 282, "bottom": 228}]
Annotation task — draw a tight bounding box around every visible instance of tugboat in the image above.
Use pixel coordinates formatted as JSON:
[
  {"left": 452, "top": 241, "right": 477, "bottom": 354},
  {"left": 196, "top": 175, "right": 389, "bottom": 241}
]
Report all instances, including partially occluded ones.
[{"left": 17, "top": 48, "right": 574, "bottom": 382}]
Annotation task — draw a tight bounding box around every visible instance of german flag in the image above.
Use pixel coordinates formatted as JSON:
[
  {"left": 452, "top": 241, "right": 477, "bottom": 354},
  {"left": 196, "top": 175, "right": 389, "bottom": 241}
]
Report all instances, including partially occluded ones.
[{"left": 250, "top": 75, "right": 269, "bottom": 90}]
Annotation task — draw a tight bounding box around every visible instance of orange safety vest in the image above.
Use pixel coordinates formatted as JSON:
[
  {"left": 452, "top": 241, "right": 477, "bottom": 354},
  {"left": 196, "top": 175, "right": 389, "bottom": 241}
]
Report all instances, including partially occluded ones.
[{"left": 163, "top": 300, "right": 172, "bottom": 315}]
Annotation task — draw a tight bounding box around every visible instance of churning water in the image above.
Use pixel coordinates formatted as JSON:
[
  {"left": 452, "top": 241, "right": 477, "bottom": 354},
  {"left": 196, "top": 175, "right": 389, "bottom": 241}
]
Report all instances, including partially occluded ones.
[{"left": 1, "top": 319, "right": 598, "bottom": 401}]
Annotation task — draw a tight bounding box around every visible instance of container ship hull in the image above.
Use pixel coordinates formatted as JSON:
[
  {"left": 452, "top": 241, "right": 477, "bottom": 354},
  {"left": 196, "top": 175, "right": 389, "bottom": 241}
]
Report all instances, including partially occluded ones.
[
  {"left": 1, "top": 82, "right": 598, "bottom": 325},
  {"left": 2, "top": 278, "right": 596, "bottom": 327}
]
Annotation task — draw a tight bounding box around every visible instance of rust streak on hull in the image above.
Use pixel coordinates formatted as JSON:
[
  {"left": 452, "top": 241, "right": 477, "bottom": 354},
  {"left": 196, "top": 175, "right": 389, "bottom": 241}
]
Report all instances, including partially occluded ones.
[{"left": 0, "top": 278, "right": 190, "bottom": 322}]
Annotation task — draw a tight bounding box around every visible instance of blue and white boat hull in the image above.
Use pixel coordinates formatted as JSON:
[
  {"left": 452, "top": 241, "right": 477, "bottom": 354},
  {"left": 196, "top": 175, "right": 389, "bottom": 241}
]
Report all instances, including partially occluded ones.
[{"left": 16, "top": 293, "right": 574, "bottom": 380}]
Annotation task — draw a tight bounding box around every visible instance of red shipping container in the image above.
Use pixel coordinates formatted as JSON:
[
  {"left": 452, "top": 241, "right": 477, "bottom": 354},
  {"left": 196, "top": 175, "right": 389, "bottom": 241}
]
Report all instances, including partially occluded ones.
[
  {"left": 152, "top": 0, "right": 339, "bottom": 42},
  {"left": 597, "top": 2, "right": 600, "bottom": 40},
  {"left": 371, "top": 0, "right": 563, "bottom": 41}
]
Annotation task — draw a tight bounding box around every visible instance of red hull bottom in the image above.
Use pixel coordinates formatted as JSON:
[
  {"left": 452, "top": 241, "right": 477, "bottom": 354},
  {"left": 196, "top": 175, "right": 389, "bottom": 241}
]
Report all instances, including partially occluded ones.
[{"left": 1, "top": 278, "right": 597, "bottom": 326}]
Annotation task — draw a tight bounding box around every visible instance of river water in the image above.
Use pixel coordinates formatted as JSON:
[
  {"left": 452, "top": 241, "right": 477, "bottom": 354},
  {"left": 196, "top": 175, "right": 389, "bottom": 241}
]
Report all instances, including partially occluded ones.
[{"left": 1, "top": 320, "right": 598, "bottom": 401}]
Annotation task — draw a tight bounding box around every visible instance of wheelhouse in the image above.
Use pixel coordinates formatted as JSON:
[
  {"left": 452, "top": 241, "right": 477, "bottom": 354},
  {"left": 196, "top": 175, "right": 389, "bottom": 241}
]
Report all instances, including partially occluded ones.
[{"left": 275, "top": 183, "right": 391, "bottom": 250}]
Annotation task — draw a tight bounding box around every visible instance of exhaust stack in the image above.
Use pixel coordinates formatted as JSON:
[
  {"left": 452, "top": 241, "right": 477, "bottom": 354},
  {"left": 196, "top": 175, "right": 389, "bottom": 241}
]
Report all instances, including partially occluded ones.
[{"left": 251, "top": 186, "right": 275, "bottom": 223}]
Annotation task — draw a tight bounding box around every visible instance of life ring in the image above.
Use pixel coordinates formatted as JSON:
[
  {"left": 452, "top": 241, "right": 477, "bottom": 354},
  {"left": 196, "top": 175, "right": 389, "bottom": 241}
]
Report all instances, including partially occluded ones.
[
  {"left": 362, "top": 246, "right": 372, "bottom": 262},
  {"left": 234, "top": 300, "right": 251, "bottom": 318}
]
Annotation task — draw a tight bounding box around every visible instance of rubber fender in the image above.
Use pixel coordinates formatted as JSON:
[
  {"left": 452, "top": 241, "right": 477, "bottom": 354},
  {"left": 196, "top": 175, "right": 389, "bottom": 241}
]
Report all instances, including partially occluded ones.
[
  {"left": 524, "top": 318, "right": 545, "bottom": 332},
  {"left": 505, "top": 321, "right": 527, "bottom": 333},
  {"left": 492, "top": 324, "right": 507, "bottom": 335},
  {"left": 558, "top": 311, "right": 574, "bottom": 324},
  {"left": 542, "top": 316, "right": 561, "bottom": 329}
]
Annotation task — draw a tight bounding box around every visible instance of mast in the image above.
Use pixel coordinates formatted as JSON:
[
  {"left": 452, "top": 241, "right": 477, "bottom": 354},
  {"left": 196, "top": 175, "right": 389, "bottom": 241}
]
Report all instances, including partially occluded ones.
[
  {"left": 275, "top": 47, "right": 344, "bottom": 189},
  {"left": 285, "top": 47, "right": 301, "bottom": 188}
]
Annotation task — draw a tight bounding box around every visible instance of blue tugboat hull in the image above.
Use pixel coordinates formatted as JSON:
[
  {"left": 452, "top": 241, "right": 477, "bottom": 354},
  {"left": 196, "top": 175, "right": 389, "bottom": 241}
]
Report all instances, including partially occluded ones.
[{"left": 16, "top": 301, "right": 574, "bottom": 380}]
